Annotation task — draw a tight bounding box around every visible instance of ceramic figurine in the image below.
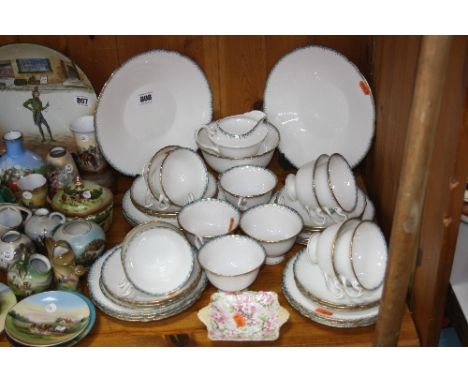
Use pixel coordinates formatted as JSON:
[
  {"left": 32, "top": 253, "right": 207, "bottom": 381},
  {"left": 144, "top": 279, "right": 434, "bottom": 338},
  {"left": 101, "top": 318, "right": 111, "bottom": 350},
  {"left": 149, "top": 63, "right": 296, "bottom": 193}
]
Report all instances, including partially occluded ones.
[
  {"left": 50, "top": 176, "right": 113, "bottom": 232},
  {"left": 0, "top": 131, "right": 46, "bottom": 193},
  {"left": 7, "top": 249, "right": 52, "bottom": 297},
  {"left": 24, "top": 208, "right": 66, "bottom": 251},
  {"left": 0, "top": 230, "right": 35, "bottom": 271},
  {"left": 45, "top": 238, "right": 86, "bottom": 291},
  {"left": 52, "top": 218, "right": 106, "bottom": 266},
  {"left": 45, "top": 146, "right": 79, "bottom": 198}
]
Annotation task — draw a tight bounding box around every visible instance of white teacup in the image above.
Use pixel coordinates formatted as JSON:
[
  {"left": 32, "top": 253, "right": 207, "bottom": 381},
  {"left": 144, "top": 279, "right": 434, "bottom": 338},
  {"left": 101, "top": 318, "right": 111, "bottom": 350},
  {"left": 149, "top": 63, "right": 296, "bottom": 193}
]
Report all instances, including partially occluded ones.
[
  {"left": 198, "top": 234, "right": 265, "bottom": 292},
  {"left": 307, "top": 222, "right": 346, "bottom": 298},
  {"left": 145, "top": 145, "right": 180, "bottom": 210},
  {"left": 195, "top": 116, "right": 268, "bottom": 158},
  {"left": 160, "top": 147, "right": 208, "bottom": 207},
  {"left": 219, "top": 165, "right": 277, "bottom": 211},
  {"left": 347, "top": 188, "right": 367, "bottom": 219},
  {"left": 177, "top": 198, "right": 240, "bottom": 249},
  {"left": 314, "top": 153, "right": 357, "bottom": 217},
  {"left": 240, "top": 204, "right": 303, "bottom": 265}
]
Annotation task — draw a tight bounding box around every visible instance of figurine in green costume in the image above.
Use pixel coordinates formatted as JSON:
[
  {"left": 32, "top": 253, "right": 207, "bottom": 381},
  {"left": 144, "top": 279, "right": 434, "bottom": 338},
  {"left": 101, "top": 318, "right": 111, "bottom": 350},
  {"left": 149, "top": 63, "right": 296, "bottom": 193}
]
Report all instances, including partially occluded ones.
[{"left": 23, "top": 87, "right": 55, "bottom": 142}]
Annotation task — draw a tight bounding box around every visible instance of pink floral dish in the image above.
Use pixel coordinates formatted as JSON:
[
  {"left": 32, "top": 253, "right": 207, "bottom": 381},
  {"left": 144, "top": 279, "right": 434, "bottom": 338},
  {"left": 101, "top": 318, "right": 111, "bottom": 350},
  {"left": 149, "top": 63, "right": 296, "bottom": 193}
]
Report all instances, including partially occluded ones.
[{"left": 197, "top": 291, "right": 289, "bottom": 341}]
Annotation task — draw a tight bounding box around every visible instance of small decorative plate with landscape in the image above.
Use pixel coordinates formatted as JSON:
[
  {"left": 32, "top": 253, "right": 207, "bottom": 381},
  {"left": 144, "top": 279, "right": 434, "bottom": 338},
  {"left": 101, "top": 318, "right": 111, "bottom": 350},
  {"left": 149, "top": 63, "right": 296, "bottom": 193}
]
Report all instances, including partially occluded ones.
[{"left": 4, "top": 290, "right": 90, "bottom": 346}]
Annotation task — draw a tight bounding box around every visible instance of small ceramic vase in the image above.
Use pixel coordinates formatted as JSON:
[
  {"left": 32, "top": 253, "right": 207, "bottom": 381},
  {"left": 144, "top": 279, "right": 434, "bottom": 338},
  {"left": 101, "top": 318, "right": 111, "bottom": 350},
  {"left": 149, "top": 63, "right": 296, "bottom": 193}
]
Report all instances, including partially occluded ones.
[
  {"left": 45, "top": 238, "right": 86, "bottom": 291},
  {"left": 7, "top": 250, "right": 52, "bottom": 297},
  {"left": 70, "top": 115, "right": 108, "bottom": 174},
  {"left": 24, "top": 208, "right": 66, "bottom": 251},
  {"left": 0, "top": 204, "right": 32, "bottom": 236},
  {"left": 46, "top": 146, "right": 79, "bottom": 198},
  {"left": 0, "top": 131, "right": 45, "bottom": 193},
  {"left": 0, "top": 230, "right": 35, "bottom": 271},
  {"left": 52, "top": 218, "right": 106, "bottom": 266},
  {"left": 50, "top": 176, "right": 113, "bottom": 232},
  {"left": 17, "top": 173, "right": 48, "bottom": 208}
]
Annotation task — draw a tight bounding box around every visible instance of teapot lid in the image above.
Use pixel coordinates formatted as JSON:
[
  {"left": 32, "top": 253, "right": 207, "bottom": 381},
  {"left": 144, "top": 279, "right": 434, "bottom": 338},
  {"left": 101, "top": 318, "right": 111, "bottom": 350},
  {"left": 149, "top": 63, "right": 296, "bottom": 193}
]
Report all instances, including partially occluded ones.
[{"left": 51, "top": 176, "right": 113, "bottom": 217}]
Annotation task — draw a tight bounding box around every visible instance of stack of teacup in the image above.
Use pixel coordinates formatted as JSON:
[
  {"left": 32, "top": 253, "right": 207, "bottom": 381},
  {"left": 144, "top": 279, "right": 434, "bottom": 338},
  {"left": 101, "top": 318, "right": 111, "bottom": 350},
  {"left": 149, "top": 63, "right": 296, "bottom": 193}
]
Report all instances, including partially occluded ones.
[
  {"left": 195, "top": 110, "right": 280, "bottom": 173},
  {"left": 281, "top": 218, "right": 388, "bottom": 328},
  {"left": 123, "top": 146, "right": 217, "bottom": 227},
  {"left": 275, "top": 153, "right": 375, "bottom": 244}
]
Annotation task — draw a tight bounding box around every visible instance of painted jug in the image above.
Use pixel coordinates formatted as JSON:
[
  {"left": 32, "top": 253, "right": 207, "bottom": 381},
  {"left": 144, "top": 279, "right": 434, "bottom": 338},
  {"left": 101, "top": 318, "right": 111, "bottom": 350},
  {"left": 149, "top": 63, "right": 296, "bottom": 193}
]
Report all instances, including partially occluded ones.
[
  {"left": 46, "top": 146, "right": 79, "bottom": 198},
  {"left": 45, "top": 238, "right": 86, "bottom": 291},
  {"left": 24, "top": 208, "right": 66, "bottom": 251},
  {"left": 52, "top": 218, "right": 106, "bottom": 266},
  {"left": 0, "top": 230, "right": 35, "bottom": 271},
  {"left": 0, "top": 131, "right": 45, "bottom": 192},
  {"left": 7, "top": 250, "right": 52, "bottom": 297}
]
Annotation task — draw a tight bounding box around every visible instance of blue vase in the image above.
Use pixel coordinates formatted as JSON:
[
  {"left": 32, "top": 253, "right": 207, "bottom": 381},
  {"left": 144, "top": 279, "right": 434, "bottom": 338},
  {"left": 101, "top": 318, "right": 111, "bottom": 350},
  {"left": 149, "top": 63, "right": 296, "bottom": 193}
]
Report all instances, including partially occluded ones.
[{"left": 0, "top": 131, "right": 45, "bottom": 192}]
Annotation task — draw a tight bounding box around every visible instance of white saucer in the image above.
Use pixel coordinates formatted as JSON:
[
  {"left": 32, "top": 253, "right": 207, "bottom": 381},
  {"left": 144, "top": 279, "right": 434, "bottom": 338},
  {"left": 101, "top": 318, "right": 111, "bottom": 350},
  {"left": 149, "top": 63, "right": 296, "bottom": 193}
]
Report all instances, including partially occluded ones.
[
  {"left": 87, "top": 247, "right": 207, "bottom": 322},
  {"left": 282, "top": 252, "right": 378, "bottom": 328},
  {"left": 264, "top": 46, "right": 375, "bottom": 168},
  {"left": 96, "top": 50, "right": 212, "bottom": 176}
]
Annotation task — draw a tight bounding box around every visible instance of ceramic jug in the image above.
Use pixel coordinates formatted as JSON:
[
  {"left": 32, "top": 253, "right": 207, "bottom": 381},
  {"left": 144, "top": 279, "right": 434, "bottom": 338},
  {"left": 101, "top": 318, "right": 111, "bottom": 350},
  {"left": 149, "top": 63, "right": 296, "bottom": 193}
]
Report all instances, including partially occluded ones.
[
  {"left": 52, "top": 218, "right": 106, "bottom": 266},
  {"left": 0, "top": 230, "right": 35, "bottom": 271},
  {"left": 0, "top": 204, "right": 32, "bottom": 236},
  {"left": 46, "top": 146, "right": 79, "bottom": 198},
  {"left": 7, "top": 249, "right": 52, "bottom": 297},
  {"left": 24, "top": 208, "right": 66, "bottom": 250},
  {"left": 45, "top": 238, "right": 86, "bottom": 291},
  {"left": 0, "top": 131, "right": 45, "bottom": 192}
]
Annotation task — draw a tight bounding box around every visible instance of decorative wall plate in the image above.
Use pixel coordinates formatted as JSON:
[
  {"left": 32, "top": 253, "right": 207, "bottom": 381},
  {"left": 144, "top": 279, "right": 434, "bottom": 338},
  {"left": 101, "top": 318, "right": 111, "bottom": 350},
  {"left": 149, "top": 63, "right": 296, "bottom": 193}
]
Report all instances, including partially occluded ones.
[
  {"left": 264, "top": 46, "right": 375, "bottom": 168},
  {"left": 0, "top": 43, "right": 97, "bottom": 151},
  {"left": 95, "top": 50, "right": 212, "bottom": 176}
]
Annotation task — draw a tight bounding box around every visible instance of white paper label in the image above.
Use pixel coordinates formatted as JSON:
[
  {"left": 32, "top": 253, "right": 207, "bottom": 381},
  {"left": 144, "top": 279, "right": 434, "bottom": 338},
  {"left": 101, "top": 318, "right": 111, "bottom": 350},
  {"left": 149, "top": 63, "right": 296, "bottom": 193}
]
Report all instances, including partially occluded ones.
[{"left": 22, "top": 191, "right": 32, "bottom": 200}]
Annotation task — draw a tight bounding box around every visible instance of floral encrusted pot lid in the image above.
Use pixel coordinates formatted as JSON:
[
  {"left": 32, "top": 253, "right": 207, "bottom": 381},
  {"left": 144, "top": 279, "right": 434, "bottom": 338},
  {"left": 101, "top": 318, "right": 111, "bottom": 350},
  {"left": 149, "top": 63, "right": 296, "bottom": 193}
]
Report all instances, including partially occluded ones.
[{"left": 51, "top": 176, "right": 113, "bottom": 218}]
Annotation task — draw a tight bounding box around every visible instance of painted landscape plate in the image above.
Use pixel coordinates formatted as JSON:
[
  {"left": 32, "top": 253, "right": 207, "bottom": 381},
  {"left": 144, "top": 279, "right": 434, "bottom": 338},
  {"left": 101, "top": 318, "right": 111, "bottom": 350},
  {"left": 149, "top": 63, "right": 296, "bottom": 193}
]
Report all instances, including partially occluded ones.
[
  {"left": 0, "top": 43, "right": 97, "bottom": 153},
  {"left": 264, "top": 46, "right": 375, "bottom": 168},
  {"left": 0, "top": 282, "right": 17, "bottom": 334},
  {"left": 4, "top": 290, "right": 90, "bottom": 346},
  {"left": 95, "top": 49, "right": 212, "bottom": 176}
]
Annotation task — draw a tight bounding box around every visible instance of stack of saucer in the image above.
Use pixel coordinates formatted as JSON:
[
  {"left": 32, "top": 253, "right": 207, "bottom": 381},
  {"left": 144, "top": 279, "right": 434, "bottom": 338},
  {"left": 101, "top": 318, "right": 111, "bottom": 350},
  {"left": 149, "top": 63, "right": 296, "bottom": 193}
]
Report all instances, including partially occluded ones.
[
  {"left": 282, "top": 219, "right": 387, "bottom": 328},
  {"left": 88, "top": 222, "right": 206, "bottom": 321}
]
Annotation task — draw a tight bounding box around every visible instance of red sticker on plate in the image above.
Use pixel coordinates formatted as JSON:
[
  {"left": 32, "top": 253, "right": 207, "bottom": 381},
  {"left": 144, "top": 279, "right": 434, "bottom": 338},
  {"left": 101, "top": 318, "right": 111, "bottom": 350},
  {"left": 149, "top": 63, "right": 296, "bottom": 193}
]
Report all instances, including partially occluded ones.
[
  {"left": 359, "top": 80, "right": 370, "bottom": 95},
  {"left": 315, "top": 307, "right": 334, "bottom": 316}
]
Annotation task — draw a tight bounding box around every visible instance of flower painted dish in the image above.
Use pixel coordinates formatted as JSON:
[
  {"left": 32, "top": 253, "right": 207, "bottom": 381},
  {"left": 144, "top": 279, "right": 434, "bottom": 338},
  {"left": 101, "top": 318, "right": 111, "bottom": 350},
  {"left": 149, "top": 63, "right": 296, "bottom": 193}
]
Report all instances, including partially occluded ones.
[
  {"left": 282, "top": 251, "right": 379, "bottom": 328},
  {"left": 264, "top": 46, "right": 375, "bottom": 168},
  {"left": 4, "top": 290, "right": 90, "bottom": 346},
  {"left": 198, "top": 291, "right": 289, "bottom": 341},
  {"left": 95, "top": 50, "right": 212, "bottom": 176}
]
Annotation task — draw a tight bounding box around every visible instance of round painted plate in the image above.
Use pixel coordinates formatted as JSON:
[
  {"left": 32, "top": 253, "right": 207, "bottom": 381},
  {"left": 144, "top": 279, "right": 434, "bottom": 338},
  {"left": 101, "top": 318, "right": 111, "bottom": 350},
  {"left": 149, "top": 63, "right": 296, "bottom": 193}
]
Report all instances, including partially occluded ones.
[
  {"left": 5, "top": 290, "right": 90, "bottom": 346},
  {"left": 264, "top": 45, "right": 375, "bottom": 168},
  {"left": 0, "top": 43, "right": 97, "bottom": 149},
  {"left": 6, "top": 292, "right": 96, "bottom": 347},
  {"left": 0, "top": 282, "right": 17, "bottom": 334},
  {"left": 96, "top": 49, "right": 212, "bottom": 176}
]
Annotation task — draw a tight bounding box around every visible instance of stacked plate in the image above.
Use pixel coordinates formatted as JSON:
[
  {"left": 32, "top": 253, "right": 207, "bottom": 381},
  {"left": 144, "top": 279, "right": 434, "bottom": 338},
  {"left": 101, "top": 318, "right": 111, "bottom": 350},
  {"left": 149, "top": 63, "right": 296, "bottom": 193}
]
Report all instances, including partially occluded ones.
[
  {"left": 4, "top": 290, "right": 95, "bottom": 346},
  {"left": 88, "top": 222, "right": 207, "bottom": 321},
  {"left": 282, "top": 250, "right": 380, "bottom": 328}
]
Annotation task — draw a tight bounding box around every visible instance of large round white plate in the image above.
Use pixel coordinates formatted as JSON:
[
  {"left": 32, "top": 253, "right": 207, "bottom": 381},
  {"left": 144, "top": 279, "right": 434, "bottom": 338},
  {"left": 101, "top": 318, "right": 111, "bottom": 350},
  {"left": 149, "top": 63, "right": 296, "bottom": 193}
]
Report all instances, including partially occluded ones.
[
  {"left": 264, "top": 46, "right": 375, "bottom": 168},
  {"left": 282, "top": 251, "right": 378, "bottom": 328},
  {"left": 0, "top": 43, "right": 97, "bottom": 149},
  {"left": 96, "top": 50, "right": 212, "bottom": 176}
]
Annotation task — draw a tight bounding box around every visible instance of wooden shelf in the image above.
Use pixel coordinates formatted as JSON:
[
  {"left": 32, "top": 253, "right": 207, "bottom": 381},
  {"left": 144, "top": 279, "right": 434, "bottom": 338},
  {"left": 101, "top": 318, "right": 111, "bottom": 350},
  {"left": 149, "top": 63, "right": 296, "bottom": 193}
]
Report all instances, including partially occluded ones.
[{"left": 0, "top": 154, "right": 420, "bottom": 346}]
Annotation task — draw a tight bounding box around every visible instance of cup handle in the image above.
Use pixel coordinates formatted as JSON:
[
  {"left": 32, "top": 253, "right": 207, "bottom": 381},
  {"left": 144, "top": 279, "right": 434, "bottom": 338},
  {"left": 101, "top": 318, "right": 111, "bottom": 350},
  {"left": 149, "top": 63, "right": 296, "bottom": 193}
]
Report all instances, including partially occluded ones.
[
  {"left": 194, "top": 126, "right": 221, "bottom": 154},
  {"left": 187, "top": 193, "right": 195, "bottom": 204},
  {"left": 339, "top": 275, "right": 363, "bottom": 298},
  {"left": 305, "top": 205, "right": 327, "bottom": 226},
  {"left": 277, "top": 194, "right": 285, "bottom": 205},
  {"left": 49, "top": 212, "right": 66, "bottom": 224},
  {"left": 194, "top": 235, "right": 204, "bottom": 250},
  {"left": 323, "top": 271, "right": 345, "bottom": 299},
  {"left": 158, "top": 195, "right": 170, "bottom": 210},
  {"left": 332, "top": 208, "right": 348, "bottom": 222},
  {"left": 144, "top": 189, "right": 155, "bottom": 208},
  {"left": 237, "top": 197, "right": 247, "bottom": 210},
  {"left": 15, "top": 205, "right": 33, "bottom": 222}
]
